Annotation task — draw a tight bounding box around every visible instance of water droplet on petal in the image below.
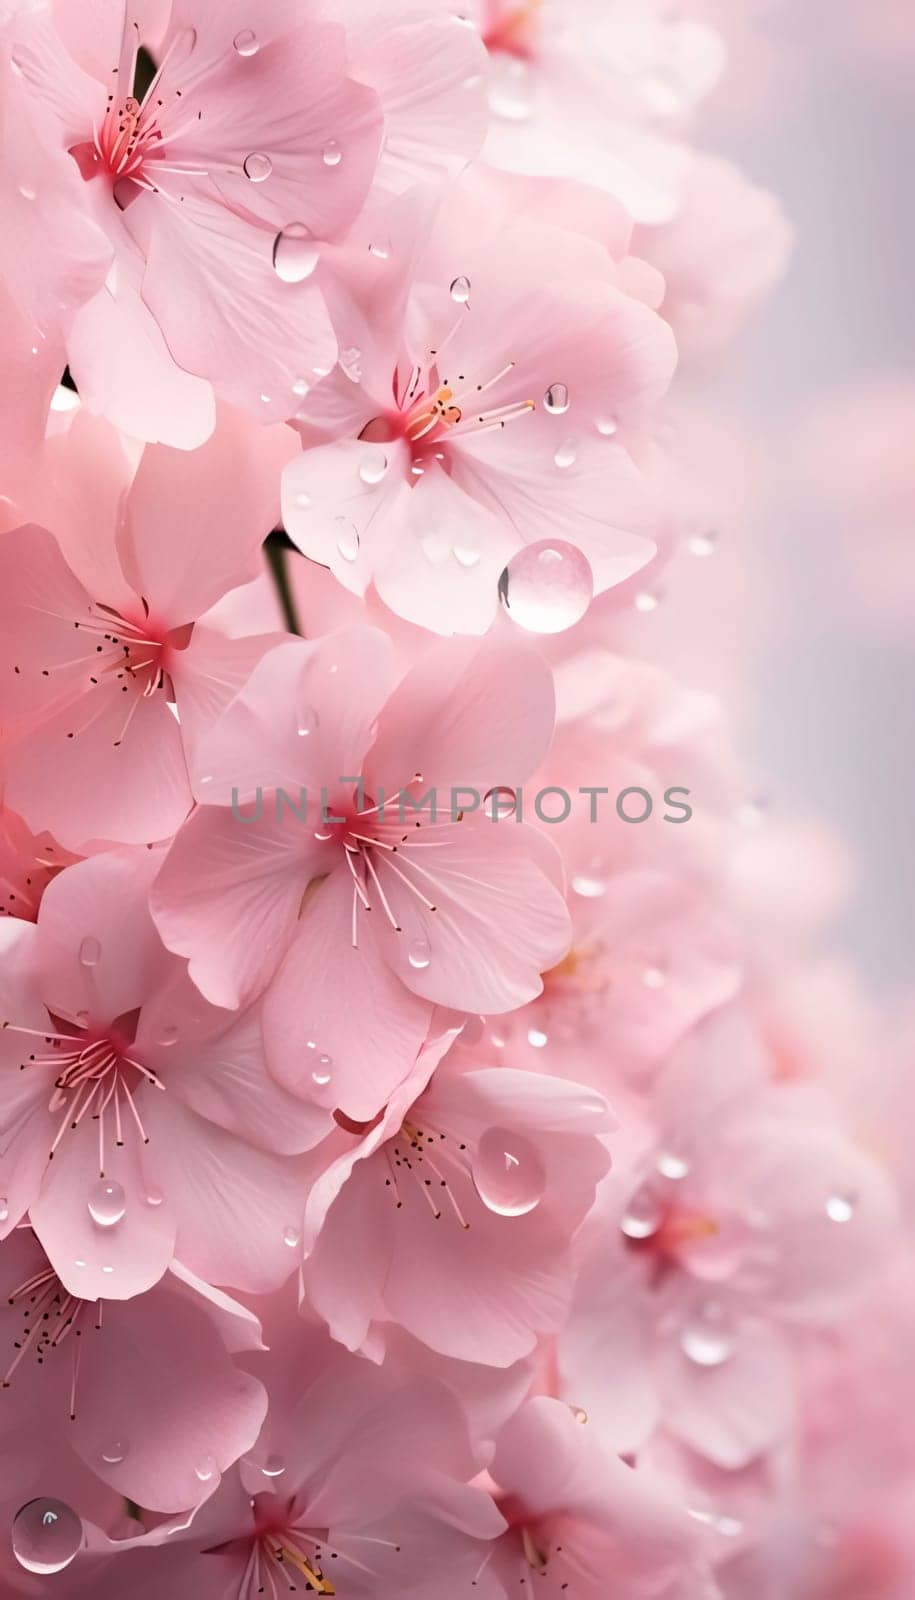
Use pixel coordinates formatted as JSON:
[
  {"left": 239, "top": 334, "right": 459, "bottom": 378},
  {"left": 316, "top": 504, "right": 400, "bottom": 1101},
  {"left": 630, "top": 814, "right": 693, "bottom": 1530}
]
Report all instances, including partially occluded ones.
[
  {"left": 571, "top": 873, "right": 606, "bottom": 899},
  {"left": 680, "top": 1301, "right": 734, "bottom": 1367},
  {"left": 311, "top": 1054, "right": 333, "bottom": 1088},
  {"left": 450, "top": 275, "right": 471, "bottom": 303},
  {"left": 19, "top": 183, "right": 36, "bottom": 201},
  {"left": 262, "top": 1453, "right": 286, "bottom": 1478},
  {"left": 155, "top": 1023, "right": 179, "bottom": 1046},
  {"left": 283, "top": 1224, "right": 301, "bottom": 1249},
  {"left": 291, "top": 376, "right": 309, "bottom": 398},
  {"left": 296, "top": 707, "right": 318, "bottom": 737},
  {"left": 12, "top": 1500, "right": 83, "bottom": 1575},
  {"left": 595, "top": 415, "right": 618, "bottom": 437},
  {"left": 194, "top": 1455, "right": 218, "bottom": 1484},
  {"left": 322, "top": 140, "right": 342, "bottom": 167},
  {"left": 78, "top": 936, "right": 101, "bottom": 967},
  {"left": 544, "top": 383, "right": 570, "bottom": 415},
  {"left": 620, "top": 1181, "right": 665, "bottom": 1240},
  {"left": 657, "top": 1150, "right": 690, "bottom": 1180},
  {"left": 144, "top": 1188, "right": 164, "bottom": 1208},
  {"left": 554, "top": 439, "right": 577, "bottom": 469},
  {"left": 634, "top": 589, "right": 660, "bottom": 613},
  {"left": 452, "top": 540, "right": 481, "bottom": 569},
  {"left": 484, "top": 786, "right": 517, "bottom": 819},
  {"left": 294, "top": 490, "right": 312, "bottom": 510},
  {"left": 408, "top": 937, "right": 431, "bottom": 971},
  {"left": 368, "top": 239, "right": 391, "bottom": 261},
  {"left": 233, "top": 28, "right": 259, "bottom": 56},
  {"left": 489, "top": 54, "right": 533, "bottom": 120},
  {"left": 100, "top": 1440, "right": 128, "bottom": 1465},
  {"left": 335, "top": 519, "right": 360, "bottom": 562},
  {"left": 498, "top": 540, "right": 593, "bottom": 634},
  {"left": 642, "top": 966, "right": 666, "bottom": 990},
  {"left": 687, "top": 529, "right": 718, "bottom": 557},
  {"left": 527, "top": 1028, "right": 548, "bottom": 1049},
  {"left": 473, "top": 1127, "right": 546, "bottom": 1217},
  {"left": 243, "top": 152, "right": 272, "bottom": 182},
  {"left": 826, "top": 1192, "right": 856, "bottom": 1223},
  {"left": 272, "top": 223, "right": 319, "bottom": 283},
  {"left": 359, "top": 448, "right": 387, "bottom": 485},
  {"left": 87, "top": 1179, "right": 125, "bottom": 1228}
]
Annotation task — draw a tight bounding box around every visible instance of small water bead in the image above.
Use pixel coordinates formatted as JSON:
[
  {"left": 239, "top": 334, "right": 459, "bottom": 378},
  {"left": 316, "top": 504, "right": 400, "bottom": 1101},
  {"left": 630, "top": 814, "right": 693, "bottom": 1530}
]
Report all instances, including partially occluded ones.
[
  {"left": 335, "top": 519, "right": 360, "bottom": 562},
  {"left": 657, "top": 1150, "right": 690, "bottom": 1181},
  {"left": 272, "top": 223, "right": 319, "bottom": 283},
  {"left": 311, "top": 1055, "right": 333, "bottom": 1088},
  {"left": 100, "top": 1440, "right": 128, "bottom": 1466},
  {"left": 489, "top": 54, "right": 533, "bottom": 121},
  {"left": 242, "top": 152, "right": 272, "bottom": 183},
  {"left": 498, "top": 540, "right": 594, "bottom": 635},
  {"left": 687, "top": 529, "right": 718, "bottom": 558},
  {"left": 595, "top": 415, "right": 618, "bottom": 437},
  {"left": 641, "top": 966, "right": 667, "bottom": 990},
  {"left": 291, "top": 376, "right": 309, "bottom": 398},
  {"left": 825, "top": 1192, "right": 856, "bottom": 1224},
  {"left": 634, "top": 589, "right": 660, "bottom": 613},
  {"left": 19, "top": 183, "right": 36, "bottom": 201},
  {"left": 359, "top": 448, "right": 388, "bottom": 485},
  {"left": 262, "top": 1454, "right": 286, "bottom": 1478},
  {"left": 620, "top": 1181, "right": 665, "bottom": 1240},
  {"left": 78, "top": 936, "right": 101, "bottom": 968},
  {"left": 12, "top": 1499, "right": 83, "bottom": 1576},
  {"left": 554, "top": 439, "right": 577, "bottom": 469},
  {"left": 527, "top": 1028, "right": 548, "bottom": 1049},
  {"left": 296, "top": 707, "right": 319, "bottom": 737},
  {"left": 294, "top": 490, "right": 312, "bottom": 510},
  {"left": 473, "top": 1127, "right": 546, "bottom": 1217},
  {"left": 322, "top": 140, "right": 343, "bottom": 167},
  {"left": 87, "top": 1178, "right": 126, "bottom": 1228},
  {"left": 680, "top": 1302, "right": 734, "bottom": 1368},
  {"left": 571, "top": 873, "right": 606, "bottom": 899},
  {"left": 155, "top": 1023, "right": 180, "bottom": 1046},
  {"left": 452, "top": 540, "right": 482, "bottom": 569},
  {"left": 194, "top": 1455, "right": 218, "bottom": 1484},
  {"left": 144, "top": 1188, "right": 164, "bottom": 1208},
  {"left": 450, "top": 275, "right": 471, "bottom": 304},
  {"left": 543, "top": 383, "right": 570, "bottom": 416},
  {"left": 407, "top": 937, "right": 431, "bottom": 971},
  {"left": 368, "top": 239, "right": 391, "bottom": 261},
  {"left": 233, "top": 28, "right": 259, "bottom": 56},
  {"left": 282, "top": 1225, "right": 301, "bottom": 1249},
  {"left": 484, "top": 786, "right": 517, "bottom": 819}
]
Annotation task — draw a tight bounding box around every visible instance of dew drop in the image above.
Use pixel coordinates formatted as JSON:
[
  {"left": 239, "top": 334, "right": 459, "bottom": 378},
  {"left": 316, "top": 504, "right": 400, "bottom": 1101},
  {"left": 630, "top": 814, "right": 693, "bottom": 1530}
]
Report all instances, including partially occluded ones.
[
  {"left": 296, "top": 707, "right": 319, "bottom": 737},
  {"left": 233, "top": 28, "right": 259, "bottom": 56},
  {"left": 472, "top": 1127, "right": 546, "bottom": 1217},
  {"left": 554, "top": 439, "right": 577, "bottom": 469},
  {"left": 687, "top": 529, "right": 718, "bottom": 558},
  {"left": 527, "top": 1028, "right": 548, "bottom": 1049},
  {"left": 452, "top": 540, "right": 482, "bottom": 569},
  {"left": 311, "top": 1054, "right": 333, "bottom": 1088},
  {"left": 620, "top": 1181, "right": 665, "bottom": 1240},
  {"left": 19, "top": 183, "right": 36, "bottom": 201},
  {"left": 155, "top": 1023, "right": 179, "bottom": 1046},
  {"left": 595, "top": 415, "right": 618, "bottom": 437},
  {"left": 335, "top": 519, "right": 360, "bottom": 562},
  {"left": 87, "top": 1178, "right": 126, "bottom": 1228},
  {"left": 484, "top": 786, "right": 517, "bottom": 819},
  {"left": 262, "top": 1453, "right": 286, "bottom": 1478},
  {"left": 243, "top": 151, "right": 272, "bottom": 183},
  {"left": 825, "top": 1192, "right": 856, "bottom": 1224},
  {"left": 489, "top": 54, "right": 532, "bottom": 121},
  {"left": 408, "top": 937, "right": 431, "bottom": 971},
  {"left": 657, "top": 1150, "right": 690, "bottom": 1181},
  {"left": 100, "top": 1440, "right": 128, "bottom": 1466},
  {"left": 294, "top": 490, "right": 312, "bottom": 511},
  {"left": 543, "top": 383, "right": 570, "bottom": 415},
  {"left": 283, "top": 1224, "right": 301, "bottom": 1249},
  {"left": 634, "top": 589, "right": 660, "bottom": 613},
  {"left": 498, "top": 540, "right": 593, "bottom": 634},
  {"left": 359, "top": 447, "right": 388, "bottom": 485},
  {"left": 272, "top": 223, "right": 319, "bottom": 283},
  {"left": 571, "top": 873, "right": 606, "bottom": 899},
  {"left": 368, "top": 239, "right": 391, "bottom": 261},
  {"left": 641, "top": 966, "right": 666, "bottom": 990},
  {"left": 450, "top": 275, "right": 471, "bottom": 304},
  {"left": 12, "top": 1500, "right": 83, "bottom": 1576},
  {"left": 78, "top": 936, "right": 101, "bottom": 968},
  {"left": 680, "top": 1302, "right": 734, "bottom": 1367},
  {"left": 322, "top": 140, "right": 342, "bottom": 167},
  {"left": 291, "top": 376, "right": 309, "bottom": 398},
  {"left": 144, "top": 1187, "right": 164, "bottom": 1208},
  {"left": 194, "top": 1455, "right": 218, "bottom": 1484}
]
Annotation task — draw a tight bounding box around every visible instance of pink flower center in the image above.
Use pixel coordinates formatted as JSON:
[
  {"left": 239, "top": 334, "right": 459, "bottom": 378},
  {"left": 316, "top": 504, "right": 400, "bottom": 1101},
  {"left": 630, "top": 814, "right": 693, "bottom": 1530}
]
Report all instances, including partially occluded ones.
[
  {"left": 3, "top": 1241, "right": 97, "bottom": 1404},
  {"left": 359, "top": 348, "right": 535, "bottom": 479}
]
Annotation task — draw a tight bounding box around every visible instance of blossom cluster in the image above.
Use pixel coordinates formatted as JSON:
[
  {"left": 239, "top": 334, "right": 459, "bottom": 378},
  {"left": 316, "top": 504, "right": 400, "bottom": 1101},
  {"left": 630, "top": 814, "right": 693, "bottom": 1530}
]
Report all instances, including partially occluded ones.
[{"left": 0, "top": 3, "right": 907, "bottom": 1598}]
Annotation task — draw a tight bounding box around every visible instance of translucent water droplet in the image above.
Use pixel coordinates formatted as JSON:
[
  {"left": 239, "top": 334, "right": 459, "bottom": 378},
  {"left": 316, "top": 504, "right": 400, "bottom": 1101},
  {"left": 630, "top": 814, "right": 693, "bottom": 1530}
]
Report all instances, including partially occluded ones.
[
  {"left": 294, "top": 490, "right": 312, "bottom": 510},
  {"left": 79, "top": 936, "right": 101, "bottom": 968},
  {"left": 620, "top": 1182, "right": 665, "bottom": 1240},
  {"left": 473, "top": 1127, "right": 546, "bottom": 1217},
  {"left": 680, "top": 1302, "right": 734, "bottom": 1367},
  {"left": 335, "top": 519, "right": 360, "bottom": 562},
  {"left": 368, "top": 239, "right": 391, "bottom": 261},
  {"left": 12, "top": 1499, "right": 83, "bottom": 1575},
  {"left": 272, "top": 223, "right": 319, "bottom": 284},
  {"left": 101, "top": 1264, "right": 115, "bottom": 1275},
  {"left": 544, "top": 383, "right": 570, "bottom": 415},
  {"left": 527, "top": 1028, "right": 548, "bottom": 1049},
  {"left": 570, "top": 1405, "right": 588, "bottom": 1424},
  {"left": 489, "top": 54, "right": 532, "bottom": 121},
  {"left": 322, "top": 140, "right": 342, "bottom": 167},
  {"left": 641, "top": 966, "right": 666, "bottom": 990},
  {"left": 484, "top": 786, "right": 517, "bottom": 819},
  {"left": 359, "top": 448, "right": 387, "bottom": 485},
  {"left": 194, "top": 1455, "right": 218, "bottom": 1484},
  {"left": 687, "top": 529, "right": 718, "bottom": 557},
  {"left": 657, "top": 1150, "right": 690, "bottom": 1181},
  {"left": 100, "top": 1440, "right": 128, "bottom": 1465},
  {"left": 243, "top": 152, "right": 272, "bottom": 183},
  {"left": 296, "top": 707, "right": 318, "bottom": 737},
  {"left": 233, "top": 28, "right": 259, "bottom": 56},
  {"left": 571, "top": 873, "right": 606, "bottom": 899},
  {"left": 554, "top": 439, "right": 577, "bottom": 469},
  {"left": 311, "top": 1054, "right": 333, "bottom": 1088},
  {"left": 450, "top": 275, "right": 471, "bottom": 303},
  {"left": 595, "top": 415, "right": 618, "bottom": 437},
  {"left": 453, "top": 540, "right": 481, "bottom": 569},
  {"left": 291, "top": 376, "right": 309, "bottom": 398},
  {"left": 87, "top": 1179, "right": 125, "bottom": 1228},
  {"left": 826, "top": 1192, "right": 856, "bottom": 1224},
  {"left": 283, "top": 1224, "right": 302, "bottom": 1249},
  {"left": 498, "top": 540, "right": 593, "bottom": 634},
  {"left": 19, "top": 183, "right": 36, "bottom": 201},
  {"left": 144, "top": 1187, "right": 164, "bottom": 1208},
  {"left": 155, "top": 1023, "right": 179, "bottom": 1046},
  {"left": 262, "top": 1453, "right": 286, "bottom": 1478},
  {"left": 408, "top": 937, "right": 431, "bottom": 971},
  {"left": 634, "top": 589, "right": 660, "bottom": 613}
]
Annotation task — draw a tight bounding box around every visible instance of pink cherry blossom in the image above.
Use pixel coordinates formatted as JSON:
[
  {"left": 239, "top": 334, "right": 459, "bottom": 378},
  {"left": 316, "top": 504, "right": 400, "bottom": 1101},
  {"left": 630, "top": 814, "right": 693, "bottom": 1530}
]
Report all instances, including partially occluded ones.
[
  {"left": 0, "top": 846, "right": 318, "bottom": 1299},
  {"left": 282, "top": 167, "right": 674, "bottom": 634}
]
